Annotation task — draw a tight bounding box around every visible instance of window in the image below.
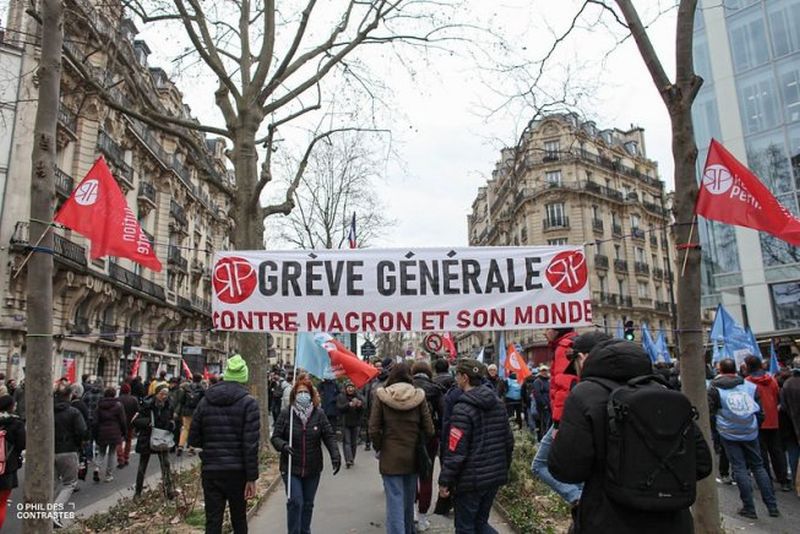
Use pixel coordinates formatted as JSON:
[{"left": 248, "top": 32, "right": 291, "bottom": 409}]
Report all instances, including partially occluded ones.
[
  {"left": 586, "top": 170, "right": 593, "bottom": 181},
  {"left": 595, "top": 240, "right": 604, "bottom": 254},
  {"left": 546, "top": 170, "right": 562, "bottom": 185},
  {"left": 638, "top": 281, "right": 649, "bottom": 299},
  {"left": 544, "top": 140, "right": 560, "bottom": 160},
  {"left": 545, "top": 202, "right": 566, "bottom": 226},
  {"left": 618, "top": 279, "right": 626, "bottom": 297},
  {"left": 614, "top": 244, "right": 621, "bottom": 260},
  {"left": 592, "top": 205, "right": 600, "bottom": 220},
  {"left": 746, "top": 135, "right": 793, "bottom": 193},
  {"left": 652, "top": 254, "right": 658, "bottom": 267},
  {"left": 779, "top": 62, "right": 800, "bottom": 123},
  {"left": 520, "top": 226, "right": 527, "bottom": 244},
  {"left": 598, "top": 275, "right": 606, "bottom": 293},
  {"left": 771, "top": 280, "right": 800, "bottom": 329},
  {"left": 547, "top": 238, "right": 568, "bottom": 246},
  {"left": 635, "top": 247, "right": 646, "bottom": 263},
  {"left": 768, "top": 1, "right": 800, "bottom": 57},
  {"left": 738, "top": 70, "right": 781, "bottom": 134},
  {"left": 611, "top": 211, "right": 619, "bottom": 226},
  {"left": 630, "top": 213, "right": 640, "bottom": 229},
  {"left": 728, "top": 10, "right": 770, "bottom": 72}
]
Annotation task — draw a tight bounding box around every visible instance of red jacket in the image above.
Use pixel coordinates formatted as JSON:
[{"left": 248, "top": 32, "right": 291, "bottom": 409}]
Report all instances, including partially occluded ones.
[
  {"left": 746, "top": 372, "right": 780, "bottom": 429},
  {"left": 549, "top": 331, "right": 577, "bottom": 423}
]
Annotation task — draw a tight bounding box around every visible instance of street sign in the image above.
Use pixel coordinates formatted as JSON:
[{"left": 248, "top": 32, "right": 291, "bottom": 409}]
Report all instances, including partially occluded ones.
[
  {"left": 424, "top": 333, "right": 443, "bottom": 353},
  {"left": 361, "top": 340, "right": 376, "bottom": 358}
]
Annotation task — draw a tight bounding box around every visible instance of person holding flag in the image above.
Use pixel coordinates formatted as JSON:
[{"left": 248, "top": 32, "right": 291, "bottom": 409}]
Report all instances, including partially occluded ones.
[{"left": 271, "top": 375, "right": 340, "bottom": 534}]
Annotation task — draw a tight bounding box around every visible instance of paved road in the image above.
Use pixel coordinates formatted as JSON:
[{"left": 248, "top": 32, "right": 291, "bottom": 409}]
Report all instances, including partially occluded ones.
[
  {"left": 3, "top": 445, "right": 199, "bottom": 533},
  {"left": 251, "top": 447, "right": 513, "bottom": 533},
  {"left": 716, "top": 476, "right": 800, "bottom": 534}
]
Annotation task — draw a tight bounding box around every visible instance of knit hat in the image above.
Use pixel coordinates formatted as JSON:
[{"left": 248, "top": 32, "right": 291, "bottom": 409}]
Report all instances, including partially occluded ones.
[
  {"left": 223, "top": 354, "right": 249, "bottom": 384},
  {"left": 571, "top": 332, "right": 613, "bottom": 359},
  {"left": 456, "top": 358, "right": 484, "bottom": 379}
]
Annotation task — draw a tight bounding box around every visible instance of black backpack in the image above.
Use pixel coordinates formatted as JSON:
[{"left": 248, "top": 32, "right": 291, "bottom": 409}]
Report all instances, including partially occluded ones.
[
  {"left": 185, "top": 384, "right": 204, "bottom": 410},
  {"left": 585, "top": 374, "right": 699, "bottom": 512}
]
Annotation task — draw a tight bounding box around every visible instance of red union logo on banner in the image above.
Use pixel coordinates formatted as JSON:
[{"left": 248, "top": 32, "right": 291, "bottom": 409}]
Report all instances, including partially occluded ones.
[
  {"left": 702, "top": 164, "right": 734, "bottom": 195},
  {"left": 213, "top": 256, "right": 257, "bottom": 304},
  {"left": 74, "top": 179, "right": 100, "bottom": 205},
  {"left": 545, "top": 250, "right": 587, "bottom": 294}
]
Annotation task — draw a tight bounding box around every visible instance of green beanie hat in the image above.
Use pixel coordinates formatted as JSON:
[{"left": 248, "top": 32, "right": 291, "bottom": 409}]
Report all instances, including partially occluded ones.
[{"left": 223, "top": 354, "right": 249, "bottom": 383}]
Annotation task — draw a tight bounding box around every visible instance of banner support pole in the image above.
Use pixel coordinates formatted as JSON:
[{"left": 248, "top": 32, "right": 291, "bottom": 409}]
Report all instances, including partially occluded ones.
[{"left": 286, "top": 363, "right": 299, "bottom": 502}]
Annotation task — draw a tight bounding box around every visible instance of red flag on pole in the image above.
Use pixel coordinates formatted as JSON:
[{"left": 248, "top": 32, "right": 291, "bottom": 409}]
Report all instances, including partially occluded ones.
[
  {"left": 181, "top": 359, "right": 193, "bottom": 380},
  {"left": 130, "top": 353, "right": 142, "bottom": 378},
  {"left": 317, "top": 334, "right": 378, "bottom": 388},
  {"left": 65, "top": 358, "right": 76, "bottom": 384},
  {"left": 696, "top": 139, "right": 800, "bottom": 246},
  {"left": 55, "top": 157, "right": 162, "bottom": 271},
  {"left": 202, "top": 366, "right": 210, "bottom": 381},
  {"left": 505, "top": 343, "right": 531, "bottom": 384},
  {"left": 442, "top": 332, "right": 457, "bottom": 361}
]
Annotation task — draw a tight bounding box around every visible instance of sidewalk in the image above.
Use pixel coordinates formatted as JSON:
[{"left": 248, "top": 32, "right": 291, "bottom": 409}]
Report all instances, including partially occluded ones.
[{"left": 250, "top": 451, "right": 514, "bottom": 533}]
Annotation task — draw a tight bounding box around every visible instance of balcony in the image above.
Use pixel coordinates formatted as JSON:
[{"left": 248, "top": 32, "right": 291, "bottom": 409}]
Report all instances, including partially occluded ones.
[
  {"left": 126, "top": 329, "right": 143, "bottom": 346},
  {"left": 109, "top": 262, "right": 166, "bottom": 300},
  {"left": 655, "top": 301, "right": 671, "bottom": 312},
  {"left": 653, "top": 267, "right": 664, "bottom": 280},
  {"left": 634, "top": 261, "right": 650, "bottom": 276},
  {"left": 168, "top": 245, "right": 188, "bottom": 272},
  {"left": 592, "top": 218, "right": 604, "bottom": 233},
  {"left": 543, "top": 152, "right": 559, "bottom": 162},
  {"left": 603, "top": 187, "right": 624, "bottom": 202},
  {"left": 128, "top": 119, "right": 170, "bottom": 166},
  {"left": 170, "top": 200, "right": 188, "bottom": 226},
  {"left": 631, "top": 227, "right": 646, "bottom": 241},
  {"left": 55, "top": 168, "right": 74, "bottom": 198},
  {"left": 594, "top": 254, "right": 609, "bottom": 269},
  {"left": 620, "top": 295, "right": 633, "bottom": 308},
  {"left": 614, "top": 259, "right": 628, "bottom": 272},
  {"left": 97, "top": 130, "right": 124, "bottom": 165},
  {"left": 72, "top": 317, "right": 91, "bottom": 335},
  {"left": 643, "top": 200, "right": 665, "bottom": 216},
  {"left": 99, "top": 322, "right": 117, "bottom": 341},
  {"left": 650, "top": 235, "right": 659, "bottom": 247},
  {"left": 11, "top": 222, "right": 88, "bottom": 267},
  {"left": 594, "top": 292, "right": 619, "bottom": 306},
  {"left": 191, "top": 295, "right": 211, "bottom": 314},
  {"left": 191, "top": 257, "right": 204, "bottom": 275},
  {"left": 177, "top": 295, "right": 192, "bottom": 310},
  {"left": 543, "top": 217, "right": 570, "bottom": 231},
  {"left": 138, "top": 181, "right": 157, "bottom": 206},
  {"left": 612, "top": 223, "right": 623, "bottom": 237},
  {"left": 585, "top": 181, "right": 601, "bottom": 194},
  {"left": 57, "top": 105, "right": 78, "bottom": 135}
]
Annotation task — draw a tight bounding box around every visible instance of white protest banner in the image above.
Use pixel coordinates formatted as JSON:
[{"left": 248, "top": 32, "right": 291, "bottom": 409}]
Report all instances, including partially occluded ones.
[{"left": 211, "top": 246, "right": 592, "bottom": 333}]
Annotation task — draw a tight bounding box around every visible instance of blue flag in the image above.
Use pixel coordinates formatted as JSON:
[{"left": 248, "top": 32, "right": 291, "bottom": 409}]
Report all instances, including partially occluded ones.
[
  {"left": 654, "top": 330, "right": 672, "bottom": 364},
  {"left": 710, "top": 304, "right": 754, "bottom": 366},
  {"left": 641, "top": 323, "right": 658, "bottom": 364},
  {"left": 498, "top": 332, "right": 507, "bottom": 379},
  {"left": 769, "top": 341, "right": 780, "bottom": 375},
  {"left": 746, "top": 328, "right": 762, "bottom": 360},
  {"left": 616, "top": 320, "right": 624, "bottom": 340},
  {"left": 295, "top": 332, "right": 333, "bottom": 379},
  {"left": 476, "top": 347, "right": 485, "bottom": 363}
]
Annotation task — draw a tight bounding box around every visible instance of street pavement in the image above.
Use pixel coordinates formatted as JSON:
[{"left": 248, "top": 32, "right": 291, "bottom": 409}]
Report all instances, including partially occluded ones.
[
  {"left": 3, "top": 446, "right": 199, "bottom": 533},
  {"left": 716, "top": 477, "right": 799, "bottom": 534},
  {"left": 251, "top": 448, "right": 514, "bottom": 533}
]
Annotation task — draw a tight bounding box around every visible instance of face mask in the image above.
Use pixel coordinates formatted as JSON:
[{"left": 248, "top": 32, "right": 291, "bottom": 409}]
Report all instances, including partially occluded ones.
[{"left": 296, "top": 392, "right": 312, "bottom": 408}]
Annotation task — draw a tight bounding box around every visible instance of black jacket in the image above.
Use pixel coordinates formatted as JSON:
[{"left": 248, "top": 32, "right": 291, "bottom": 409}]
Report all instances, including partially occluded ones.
[
  {"left": 708, "top": 374, "right": 764, "bottom": 433},
  {"left": 433, "top": 373, "right": 456, "bottom": 393},
  {"left": 70, "top": 399, "right": 91, "bottom": 439},
  {"left": 336, "top": 391, "right": 365, "bottom": 427},
  {"left": 0, "top": 413, "right": 25, "bottom": 490},
  {"left": 133, "top": 397, "right": 175, "bottom": 454},
  {"left": 438, "top": 384, "right": 514, "bottom": 493},
  {"left": 271, "top": 405, "right": 340, "bottom": 478},
  {"left": 319, "top": 380, "right": 340, "bottom": 419},
  {"left": 549, "top": 340, "right": 713, "bottom": 534},
  {"left": 188, "top": 381, "right": 260, "bottom": 481},
  {"left": 82, "top": 384, "right": 103, "bottom": 429},
  {"left": 54, "top": 399, "right": 87, "bottom": 454},
  {"left": 118, "top": 393, "right": 140, "bottom": 425},
  {"left": 413, "top": 374, "right": 444, "bottom": 437},
  {"left": 95, "top": 397, "right": 127, "bottom": 446}
]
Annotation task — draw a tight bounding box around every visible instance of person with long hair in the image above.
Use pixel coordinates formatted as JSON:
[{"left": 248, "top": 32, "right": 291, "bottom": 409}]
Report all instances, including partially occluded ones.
[
  {"left": 370, "top": 362, "right": 434, "bottom": 534},
  {"left": 271, "top": 375, "right": 341, "bottom": 534}
]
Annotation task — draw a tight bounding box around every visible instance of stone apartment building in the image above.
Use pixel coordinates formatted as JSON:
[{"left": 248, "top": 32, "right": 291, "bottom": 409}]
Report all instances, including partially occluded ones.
[
  {"left": 460, "top": 113, "right": 678, "bottom": 363},
  {"left": 0, "top": 1, "right": 237, "bottom": 382}
]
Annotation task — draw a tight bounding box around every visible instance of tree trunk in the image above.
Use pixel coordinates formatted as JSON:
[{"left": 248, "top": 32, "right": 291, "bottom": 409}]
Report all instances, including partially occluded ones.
[
  {"left": 24, "top": 1, "right": 63, "bottom": 532},
  {"left": 671, "top": 102, "right": 722, "bottom": 534},
  {"left": 230, "top": 125, "right": 270, "bottom": 447}
]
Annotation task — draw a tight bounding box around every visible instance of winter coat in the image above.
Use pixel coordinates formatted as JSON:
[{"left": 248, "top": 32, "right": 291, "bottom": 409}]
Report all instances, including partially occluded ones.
[
  {"left": 13, "top": 383, "right": 25, "bottom": 418},
  {"left": 82, "top": 384, "right": 103, "bottom": 429},
  {"left": 369, "top": 382, "right": 434, "bottom": 475},
  {"left": 413, "top": 373, "right": 444, "bottom": 437},
  {"left": 280, "top": 380, "right": 292, "bottom": 409},
  {"left": 549, "top": 331, "right": 577, "bottom": 423},
  {"left": 780, "top": 372, "right": 800, "bottom": 443},
  {"left": 270, "top": 405, "right": 340, "bottom": 478},
  {"left": 708, "top": 374, "right": 764, "bottom": 441},
  {"left": 70, "top": 399, "right": 91, "bottom": 439},
  {"left": 54, "top": 399, "right": 87, "bottom": 454},
  {"left": 133, "top": 397, "right": 175, "bottom": 454},
  {"left": 433, "top": 372, "right": 456, "bottom": 393},
  {"left": 168, "top": 386, "right": 183, "bottom": 416},
  {"left": 549, "top": 340, "right": 712, "bottom": 534},
  {"left": 319, "top": 380, "right": 340, "bottom": 419},
  {"left": 361, "top": 378, "right": 380, "bottom": 424},
  {"left": 94, "top": 397, "right": 127, "bottom": 447},
  {"left": 336, "top": 391, "right": 365, "bottom": 428},
  {"left": 188, "top": 381, "right": 260, "bottom": 481},
  {"left": 0, "top": 412, "right": 25, "bottom": 490},
  {"left": 746, "top": 371, "right": 780, "bottom": 429},
  {"left": 118, "top": 393, "right": 140, "bottom": 426},
  {"left": 533, "top": 377, "right": 551, "bottom": 412},
  {"left": 440, "top": 384, "right": 464, "bottom": 460},
  {"left": 438, "top": 384, "right": 514, "bottom": 493},
  {"left": 131, "top": 379, "right": 146, "bottom": 401}
]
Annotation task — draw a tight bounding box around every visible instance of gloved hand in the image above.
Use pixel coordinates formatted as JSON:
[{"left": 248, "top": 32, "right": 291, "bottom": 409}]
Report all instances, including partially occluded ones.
[
  {"left": 332, "top": 459, "right": 341, "bottom": 475},
  {"left": 282, "top": 444, "right": 295, "bottom": 456}
]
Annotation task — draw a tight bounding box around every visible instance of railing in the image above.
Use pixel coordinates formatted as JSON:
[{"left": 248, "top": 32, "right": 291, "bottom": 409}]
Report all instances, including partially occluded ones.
[
  {"left": 634, "top": 261, "right": 650, "bottom": 275},
  {"left": 97, "top": 130, "right": 124, "bottom": 165},
  {"left": 141, "top": 228, "right": 154, "bottom": 246},
  {"left": 653, "top": 267, "right": 664, "bottom": 280},
  {"left": 612, "top": 223, "right": 623, "bottom": 237},
  {"left": 594, "top": 292, "right": 619, "bottom": 306},
  {"left": 171, "top": 155, "right": 192, "bottom": 188},
  {"left": 126, "top": 329, "right": 143, "bottom": 345},
  {"left": 620, "top": 295, "right": 633, "bottom": 308},
  {"left": 12, "top": 222, "right": 89, "bottom": 267},
  {"left": 138, "top": 181, "right": 157, "bottom": 204},
  {"left": 170, "top": 200, "right": 188, "bottom": 226},
  {"left": 655, "top": 301, "right": 671, "bottom": 312},
  {"left": 99, "top": 322, "right": 117, "bottom": 341},
  {"left": 55, "top": 168, "right": 74, "bottom": 198},
  {"left": 543, "top": 217, "right": 570, "bottom": 230},
  {"left": 631, "top": 227, "right": 646, "bottom": 241},
  {"left": 191, "top": 295, "right": 211, "bottom": 314},
  {"left": 57, "top": 105, "right": 78, "bottom": 133},
  {"left": 614, "top": 259, "right": 628, "bottom": 271},
  {"left": 576, "top": 149, "right": 663, "bottom": 190},
  {"left": 595, "top": 254, "right": 609, "bottom": 269},
  {"left": 650, "top": 235, "right": 659, "bottom": 247},
  {"left": 109, "top": 262, "right": 166, "bottom": 300},
  {"left": 592, "top": 218, "right": 604, "bottom": 232},
  {"left": 128, "top": 119, "right": 171, "bottom": 166},
  {"left": 168, "top": 245, "right": 188, "bottom": 271},
  {"left": 643, "top": 200, "right": 666, "bottom": 215}
]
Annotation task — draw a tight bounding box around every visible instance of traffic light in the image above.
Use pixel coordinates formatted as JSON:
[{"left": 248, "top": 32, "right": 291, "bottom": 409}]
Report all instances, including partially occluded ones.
[{"left": 624, "top": 320, "right": 635, "bottom": 341}]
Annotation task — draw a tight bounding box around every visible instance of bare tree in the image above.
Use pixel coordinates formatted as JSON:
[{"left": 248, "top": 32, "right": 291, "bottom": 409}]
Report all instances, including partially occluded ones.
[
  {"left": 266, "top": 131, "right": 393, "bottom": 249},
  {"left": 24, "top": 1, "right": 62, "bottom": 532}
]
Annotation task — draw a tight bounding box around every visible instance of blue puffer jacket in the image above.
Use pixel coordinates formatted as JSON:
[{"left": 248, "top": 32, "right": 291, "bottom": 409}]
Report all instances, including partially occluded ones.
[{"left": 188, "top": 381, "right": 260, "bottom": 481}]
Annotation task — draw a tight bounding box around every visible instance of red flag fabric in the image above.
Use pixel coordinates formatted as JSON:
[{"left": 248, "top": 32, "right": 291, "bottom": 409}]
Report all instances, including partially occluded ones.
[
  {"left": 318, "top": 334, "right": 379, "bottom": 388},
  {"left": 65, "top": 358, "right": 76, "bottom": 384},
  {"left": 442, "top": 332, "right": 457, "bottom": 361},
  {"left": 55, "top": 157, "right": 162, "bottom": 271},
  {"left": 203, "top": 366, "right": 210, "bottom": 381},
  {"left": 505, "top": 343, "right": 531, "bottom": 384},
  {"left": 130, "top": 353, "right": 142, "bottom": 378},
  {"left": 181, "top": 359, "right": 193, "bottom": 380},
  {"left": 696, "top": 139, "right": 800, "bottom": 246}
]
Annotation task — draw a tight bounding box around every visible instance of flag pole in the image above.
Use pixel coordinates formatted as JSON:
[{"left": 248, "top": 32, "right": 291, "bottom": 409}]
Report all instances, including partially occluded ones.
[
  {"left": 13, "top": 224, "right": 53, "bottom": 279},
  {"left": 680, "top": 216, "right": 696, "bottom": 278},
  {"left": 286, "top": 363, "right": 299, "bottom": 502}
]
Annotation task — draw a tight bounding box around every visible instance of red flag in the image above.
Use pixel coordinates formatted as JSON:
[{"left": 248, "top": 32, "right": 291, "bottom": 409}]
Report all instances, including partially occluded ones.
[
  {"left": 505, "top": 343, "right": 531, "bottom": 384},
  {"left": 65, "top": 358, "right": 76, "bottom": 384},
  {"left": 442, "top": 332, "right": 457, "bottom": 361},
  {"left": 55, "top": 157, "right": 162, "bottom": 271},
  {"left": 696, "top": 139, "right": 800, "bottom": 246},
  {"left": 130, "top": 353, "right": 142, "bottom": 378},
  {"left": 318, "top": 334, "right": 378, "bottom": 388},
  {"left": 181, "top": 359, "right": 193, "bottom": 380},
  {"left": 203, "top": 366, "right": 210, "bottom": 380}
]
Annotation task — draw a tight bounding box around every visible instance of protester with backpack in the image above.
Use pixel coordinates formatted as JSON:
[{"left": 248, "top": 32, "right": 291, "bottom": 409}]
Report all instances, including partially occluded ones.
[
  {"left": 94, "top": 387, "right": 127, "bottom": 483},
  {"left": 177, "top": 373, "right": 205, "bottom": 456},
  {"left": 0, "top": 395, "right": 25, "bottom": 530},
  {"left": 550, "top": 339, "right": 713, "bottom": 533},
  {"left": 54, "top": 384, "right": 87, "bottom": 528},
  {"left": 709, "top": 358, "right": 779, "bottom": 519}
]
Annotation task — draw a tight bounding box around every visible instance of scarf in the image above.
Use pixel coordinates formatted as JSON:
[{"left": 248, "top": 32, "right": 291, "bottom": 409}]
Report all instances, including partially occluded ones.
[{"left": 292, "top": 403, "right": 314, "bottom": 426}]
